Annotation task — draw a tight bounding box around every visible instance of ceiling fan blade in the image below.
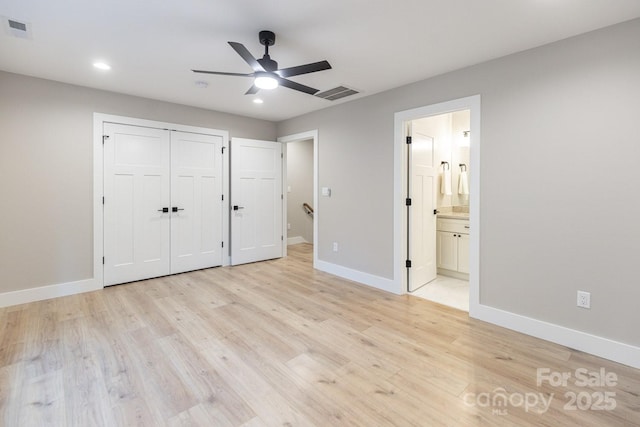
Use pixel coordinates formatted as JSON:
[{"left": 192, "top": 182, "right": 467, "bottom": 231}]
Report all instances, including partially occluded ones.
[
  {"left": 192, "top": 70, "right": 254, "bottom": 77},
  {"left": 276, "top": 77, "right": 319, "bottom": 95},
  {"left": 245, "top": 85, "right": 260, "bottom": 95},
  {"left": 228, "top": 41, "right": 265, "bottom": 72},
  {"left": 277, "top": 60, "right": 332, "bottom": 78}
]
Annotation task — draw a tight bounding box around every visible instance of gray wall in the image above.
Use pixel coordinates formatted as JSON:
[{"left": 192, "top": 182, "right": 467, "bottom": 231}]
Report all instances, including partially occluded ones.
[
  {"left": 277, "top": 19, "right": 640, "bottom": 346},
  {"left": 286, "top": 139, "right": 314, "bottom": 243},
  {"left": 0, "top": 71, "right": 276, "bottom": 294}
]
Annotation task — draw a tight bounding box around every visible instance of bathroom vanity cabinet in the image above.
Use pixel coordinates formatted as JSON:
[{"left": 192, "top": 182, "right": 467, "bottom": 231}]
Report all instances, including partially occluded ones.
[{"left": 436, "top": 218, "right": 469, "bottom": 279}]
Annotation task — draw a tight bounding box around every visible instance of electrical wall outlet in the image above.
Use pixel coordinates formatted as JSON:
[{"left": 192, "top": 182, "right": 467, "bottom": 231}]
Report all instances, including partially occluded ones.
[
  {"left": 287, "top": 223, "right": 291, "bottom": 230},
  {"left": 577, "top": 291, "right": 591, "bottom": 309},
  {"left": 332, "top": 242, "right": 338, "bottom": 252}
]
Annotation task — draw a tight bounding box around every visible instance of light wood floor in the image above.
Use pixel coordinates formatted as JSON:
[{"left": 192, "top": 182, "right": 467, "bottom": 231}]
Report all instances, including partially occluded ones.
[{"left": 1, "top": 244, "right": 639, "bottom": 426}]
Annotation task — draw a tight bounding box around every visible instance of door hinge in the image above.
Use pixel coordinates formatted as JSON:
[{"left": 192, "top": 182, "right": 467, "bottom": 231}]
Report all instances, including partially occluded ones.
[
  {"left": 406, "top": 260, "right": 412, "bottom": 268},
  {"left": 222, "top": 146, "right": 225, "bottom": 154},
  {"left": 221, "top": 194, "right": 224, "bottom": 201},
  {"left": 221, "top": 241, "right": 224, "bottom": 248},
  {"left": 434, "top": 209, "right": 438, "bottom": 215},
  {"left": 405, "top": 198, "right": 412, "bottom": 206},
  {"left": 102, "top": 257, "right": 105, "bottom": 265},
  {"left": 102, "top": 135, "right": 109, "bottom": 144},
  {"left": 102, "top": 196, "right": 105, "bottom": 205},
  {"left": 281, "top": 152, "right": 283, "bottom": 159},
  {"left": 281, "top": 194, "right": 283, "bottom": 200},
  {"left": 406, "top": 136, "right": 412, "bottom": 145},
  {"left": 281, "top": 236, "right": 284, "bottom": 241}
]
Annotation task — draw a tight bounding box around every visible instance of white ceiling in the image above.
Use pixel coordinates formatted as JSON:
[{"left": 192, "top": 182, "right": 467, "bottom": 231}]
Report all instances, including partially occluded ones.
[{"left": 2, "top": 1, "right": 639, "bottom": 121}]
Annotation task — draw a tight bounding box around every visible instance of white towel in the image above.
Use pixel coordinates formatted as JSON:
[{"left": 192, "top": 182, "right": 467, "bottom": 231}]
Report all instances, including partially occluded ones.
[
  {"left": 458, "top": 171, "right": 469, "bottom": 195},
  {"left": 441, "top": 170, "right": 452, "bottom": 195}
]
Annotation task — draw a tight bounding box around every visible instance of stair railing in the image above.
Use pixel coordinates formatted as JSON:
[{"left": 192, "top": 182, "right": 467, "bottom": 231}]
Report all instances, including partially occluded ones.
[{"left": 302, "top": 202, "right": 314, "bottom": 218}]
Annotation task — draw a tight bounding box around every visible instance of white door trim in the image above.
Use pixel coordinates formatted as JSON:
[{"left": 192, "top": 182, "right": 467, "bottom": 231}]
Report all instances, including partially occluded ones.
[
  {"left": 393, "top": 95, "right": 481, "bottom": 309},
  {"left": 93, "top": 113, "right": 230, "bottom": 289},
  {"left": 277, "top": 130, "right": 318, "bottom": 268}
]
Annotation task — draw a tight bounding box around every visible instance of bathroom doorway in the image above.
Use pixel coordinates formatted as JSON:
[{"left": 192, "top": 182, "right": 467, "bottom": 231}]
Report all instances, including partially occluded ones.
[
  {"left": 408, "top": 111, "right": 470, "bottom": 311},
  {"left": 394, "top": 95, "right": 480, "bottom": 314}
]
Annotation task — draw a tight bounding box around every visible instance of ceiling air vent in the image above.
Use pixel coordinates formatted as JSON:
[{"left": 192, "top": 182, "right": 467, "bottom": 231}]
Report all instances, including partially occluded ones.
[
  {"left": 315, "top": 86, "right": 359, "bottom": 101},
  {"left": 9, "top": 20, "right": 26, "bottom": 31},
  {"left": 3, "top": 17, "right": 32, "bottom": 39}
]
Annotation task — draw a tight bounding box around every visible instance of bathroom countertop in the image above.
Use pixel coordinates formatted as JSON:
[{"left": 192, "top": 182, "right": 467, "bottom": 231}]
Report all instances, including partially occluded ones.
[{"left": 437, "top": 212, "right": 470, "bottom": 220}]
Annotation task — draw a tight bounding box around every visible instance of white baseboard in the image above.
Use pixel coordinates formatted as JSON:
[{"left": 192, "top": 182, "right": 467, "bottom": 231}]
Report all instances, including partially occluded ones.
[
  {"left": 3, "top": 267, "right": 636, "bottom": 371},
  {"left": 287, "top": 236, "right": 309, "bottom": 245},
  {"left": 0, "top": 278, "right": 102, "bottom": 308},
  {"left": 471, "top": 304, "right": 640, "bottom": 370},
  {"left": 437, "top": 268, "right": 469, "bottom": 281},
  {"left": 316, "top": 259, "right": 639, "bottom": 368},
  {"left": 315, "top": 260, "right": 400, "bottom": 294}
]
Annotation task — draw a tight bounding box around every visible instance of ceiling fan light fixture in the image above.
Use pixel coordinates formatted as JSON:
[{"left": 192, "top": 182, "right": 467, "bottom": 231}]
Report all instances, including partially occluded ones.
[{"left": 254, "top": 73, "right": 278, "bottom": 90}]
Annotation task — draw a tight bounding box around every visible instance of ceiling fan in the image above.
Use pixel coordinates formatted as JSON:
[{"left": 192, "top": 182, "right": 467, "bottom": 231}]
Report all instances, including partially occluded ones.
[{"left": 192, "top": 30, "right": 332, "bottom": 96}]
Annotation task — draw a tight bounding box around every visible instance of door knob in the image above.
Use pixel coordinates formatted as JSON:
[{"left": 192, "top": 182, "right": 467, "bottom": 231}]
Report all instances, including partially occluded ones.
[
  {"left": 172, "top": 207, "right": 185, "bottom": 212},
  {"left": 157, "top": 207, "right": 169, "bottom": 213},
  {"left": 233, "top": 205, "right": 245, "bottom": 211}
]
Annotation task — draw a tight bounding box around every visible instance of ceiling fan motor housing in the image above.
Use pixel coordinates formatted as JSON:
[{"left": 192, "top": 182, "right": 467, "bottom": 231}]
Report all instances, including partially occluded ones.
[{"left": 258, "top": 57, "right": 278, "bottom": 72}]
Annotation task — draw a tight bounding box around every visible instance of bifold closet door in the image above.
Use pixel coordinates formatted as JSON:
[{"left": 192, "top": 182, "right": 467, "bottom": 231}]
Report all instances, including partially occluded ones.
[
  {"left": 103, "top": 123, "right": 171, "bottom": 286},
  {"left": 170, "top": 131, "right": 223, "bottom": 274}
]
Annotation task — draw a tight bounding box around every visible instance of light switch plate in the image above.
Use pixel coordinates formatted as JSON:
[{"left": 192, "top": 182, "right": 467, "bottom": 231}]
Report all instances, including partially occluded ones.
[{"left": 321, "top": 187, "right": 331, "bottom": 197}]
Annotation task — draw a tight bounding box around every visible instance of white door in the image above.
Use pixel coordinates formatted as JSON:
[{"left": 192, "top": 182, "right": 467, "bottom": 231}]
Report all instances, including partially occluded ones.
[
  {"left": 170, "top": 131, "right": 224, "bottom": 273},
  {"left": 103, "top": 123, "right": 171, "bottom": 286},
  {"left": 408, "top": 129, "right": 437, "bottom": 291},
  {"left": 231, "top": 138, "right": 283, "bottom": 265}
]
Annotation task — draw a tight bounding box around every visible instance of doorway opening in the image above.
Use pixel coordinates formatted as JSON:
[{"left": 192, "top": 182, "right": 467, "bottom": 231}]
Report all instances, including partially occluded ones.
[
  {"left": 394, "top": 95, "right": 480, "bottom": 314},
  {"left": 278, "top": 130, "right": 319, "bottom": 268},
  {"left": 285, "top": 138, "right": 314, "bottom": 246},
  {"left": 408, "top": 110, "right": 470, "bottom": 311}
]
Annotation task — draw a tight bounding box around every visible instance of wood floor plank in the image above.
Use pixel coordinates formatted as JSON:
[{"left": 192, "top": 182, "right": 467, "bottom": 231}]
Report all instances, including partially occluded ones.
[
  {"left": 1, "top": 243, "right": 639, "bottom": 426},
  {"left": 158, "top": 332, "right": 256, "bottom": 425}
]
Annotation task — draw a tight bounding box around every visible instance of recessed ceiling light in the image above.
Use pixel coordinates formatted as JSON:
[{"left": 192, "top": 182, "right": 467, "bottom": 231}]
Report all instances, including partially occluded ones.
[
  {"left": 253, "top": 99, "right": 264, "bottom": 104},
  {"left": 93, "top": 62, "right": 111, "bottom": 70}
]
